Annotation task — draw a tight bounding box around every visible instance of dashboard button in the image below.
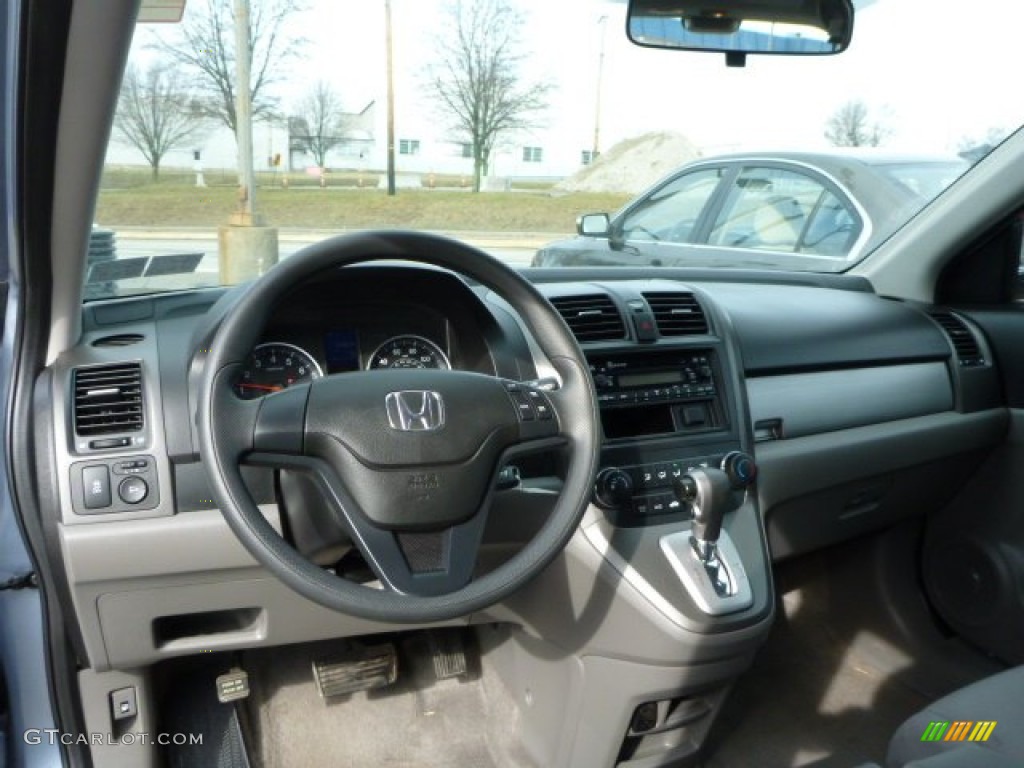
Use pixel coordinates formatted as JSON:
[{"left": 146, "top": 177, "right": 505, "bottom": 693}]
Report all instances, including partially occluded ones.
[
  {"left": 509, "top": 392, "right": 535, "bottom": 421},
  {"left": 525, "top": 390, "right": 554, "bottom": 420},
  {"left": 118, "top": 476, "right": 149, "bottom": 505},
  {"left": 82, "top": 466, "right": 112, "bottom": 510}
]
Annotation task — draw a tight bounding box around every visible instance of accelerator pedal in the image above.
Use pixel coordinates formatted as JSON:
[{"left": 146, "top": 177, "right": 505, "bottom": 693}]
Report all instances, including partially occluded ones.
[
  {"left": 312, "top": 642, "right": 398, "bottom": 699},
  {"left": 427, "top": 628, "right": 468, "bottom": 681}
]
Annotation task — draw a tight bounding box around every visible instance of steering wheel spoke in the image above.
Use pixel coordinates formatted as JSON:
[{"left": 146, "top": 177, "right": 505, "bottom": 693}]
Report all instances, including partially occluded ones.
[
  {"left": 320, "top": 476, "right": 491, "bottom": 597},
  {"left": 248, "top": 454, "right": 493, "bottom": 596}
]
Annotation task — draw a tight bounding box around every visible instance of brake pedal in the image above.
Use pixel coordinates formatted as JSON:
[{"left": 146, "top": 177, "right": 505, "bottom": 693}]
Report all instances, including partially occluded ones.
[
  {"left": 312, "top": 642, "right": 398, "bottom": 699},
  {"left": 427, "top": 629, "right": 468, "bottom": 681}
]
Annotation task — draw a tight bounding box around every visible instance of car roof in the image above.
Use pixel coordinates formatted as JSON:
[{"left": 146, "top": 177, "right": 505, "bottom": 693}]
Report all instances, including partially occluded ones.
[{"left": 691, "top": 149, "right": 967, "bottom": 171}]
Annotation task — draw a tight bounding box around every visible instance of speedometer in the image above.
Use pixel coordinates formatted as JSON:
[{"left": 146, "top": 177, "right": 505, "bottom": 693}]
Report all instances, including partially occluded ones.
[
  {"left": 367, "top": 335, "right": 450, "bottom": 370},
  {"left": 235, "top": 342, "right": 323, "bottom": 399}
]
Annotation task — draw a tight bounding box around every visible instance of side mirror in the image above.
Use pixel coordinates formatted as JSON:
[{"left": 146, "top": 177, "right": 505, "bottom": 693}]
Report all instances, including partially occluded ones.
[
  {"left": 627, "top": 0, "right": 854, "bottom": 65},
  {"left": 577, "top": 213, "right": 612, "bottom": 238}
]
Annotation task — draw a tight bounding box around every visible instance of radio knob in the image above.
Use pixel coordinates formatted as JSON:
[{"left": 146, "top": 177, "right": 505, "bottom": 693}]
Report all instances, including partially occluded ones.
[
  {"left": 594, "top": 468, "right": 634, "bottom": 509},
  {"left": 720, "top": 451, "right": 757, "bottom": 489},
  {"left": 593, "top": 373, "right": 614, "bottom": 389}
]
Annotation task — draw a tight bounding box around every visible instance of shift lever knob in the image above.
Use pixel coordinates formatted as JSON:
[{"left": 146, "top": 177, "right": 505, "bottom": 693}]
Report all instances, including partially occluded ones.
[{"left": 673, "top": 467, "right": 734, "bottom": 544}]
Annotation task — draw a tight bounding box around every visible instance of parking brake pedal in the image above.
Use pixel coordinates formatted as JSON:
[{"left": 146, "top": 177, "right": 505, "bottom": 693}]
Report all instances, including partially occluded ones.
[
  {"left": 312, "top": 642, "right": 398, "bottom": 699},
  {"left": 427, "top": 629, "right": 468, "bottom": 681}
]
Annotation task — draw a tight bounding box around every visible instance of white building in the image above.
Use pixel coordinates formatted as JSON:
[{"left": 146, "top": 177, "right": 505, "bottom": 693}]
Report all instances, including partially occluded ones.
[{"left": 105, "top": 94, "right": 598, "bottom": 184}]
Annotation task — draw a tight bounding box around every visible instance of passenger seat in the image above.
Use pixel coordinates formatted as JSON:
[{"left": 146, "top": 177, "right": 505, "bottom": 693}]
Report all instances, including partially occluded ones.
[{"left": 886, "top": 666, "right": 1024, "bottom": 767}]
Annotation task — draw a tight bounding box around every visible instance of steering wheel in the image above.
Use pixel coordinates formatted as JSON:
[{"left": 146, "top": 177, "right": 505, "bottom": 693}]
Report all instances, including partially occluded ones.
[{"left": 197, "top": 231, "right": 601, "bottom": 623}]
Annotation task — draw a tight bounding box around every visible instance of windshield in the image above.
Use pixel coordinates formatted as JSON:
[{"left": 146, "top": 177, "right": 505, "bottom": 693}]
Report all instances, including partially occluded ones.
[{"left": 92, "top": 0, "right": 1024, "bottom": 298}]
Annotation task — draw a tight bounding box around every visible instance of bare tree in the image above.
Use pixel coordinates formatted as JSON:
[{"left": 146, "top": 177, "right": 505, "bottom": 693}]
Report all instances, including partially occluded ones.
[
  {"left": 290, "top": 82, "right": 346, "bottom": 169},
  {"left": 151, "top": 0, "right": 304, "bottom": 133},
  {"left": 429, "top": 0, "right": 551, "bottom": 192},
  {"left": 824, "top": 100, "right": 891, "bottom": 147},
  {"left": 113, "top": 62, "right": 206, "bottom": 180}
]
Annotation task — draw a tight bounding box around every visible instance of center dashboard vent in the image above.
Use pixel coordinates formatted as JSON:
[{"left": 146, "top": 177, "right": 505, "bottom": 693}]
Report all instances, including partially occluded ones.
[
  {"left": 73, "top": 362, "right": 144, "bottom": 436},
  {"left": 643, "top": 292, "right": 709, "bottom": 336},
  {"left": 929, "top": 312, "right": 985, "bottom": 367},
  {"left": 550, "top": 294, "right": 626, "bottom": 342}
]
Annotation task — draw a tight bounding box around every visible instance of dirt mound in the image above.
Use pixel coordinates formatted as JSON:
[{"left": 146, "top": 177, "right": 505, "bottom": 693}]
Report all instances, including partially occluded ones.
[{"left": 556, "top": 132, "right": 702, "bottom": 195}]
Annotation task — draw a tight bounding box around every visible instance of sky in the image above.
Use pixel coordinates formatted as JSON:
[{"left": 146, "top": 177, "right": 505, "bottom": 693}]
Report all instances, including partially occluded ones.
[{"left": 134, "top": 0, "right": 1024, "bottom": 160}]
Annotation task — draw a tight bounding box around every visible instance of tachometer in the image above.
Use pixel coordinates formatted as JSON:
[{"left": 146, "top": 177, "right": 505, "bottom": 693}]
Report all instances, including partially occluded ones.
[
  {"left": 235, "top": 342, "right": 323, "bottom": 399},
  {"left": 367, "top": 335, "right": 450, "bottom": 370}
]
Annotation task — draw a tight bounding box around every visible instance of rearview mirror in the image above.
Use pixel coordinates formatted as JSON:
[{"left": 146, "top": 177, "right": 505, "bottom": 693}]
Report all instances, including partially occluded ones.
[
  {"left": 578, "top": 213, "right": 612, "bottom": 238},
  {"left": 626, "top": 0, "right": 854, "bottom": 64}
]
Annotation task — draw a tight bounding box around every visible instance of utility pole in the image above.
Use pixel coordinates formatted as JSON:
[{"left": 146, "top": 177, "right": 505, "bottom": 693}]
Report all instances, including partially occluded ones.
[
  {"left": 385, "top": 0, "right": 396, "bottom": 196},
  {"left": 218, "top": 0, "right": 278, "bottom": 284},
  {"left": 233, "top": 0, "right": 259, "bottom": 223},
  {"left": 592, "top": 14, "right": 608, "bottom": 161}
]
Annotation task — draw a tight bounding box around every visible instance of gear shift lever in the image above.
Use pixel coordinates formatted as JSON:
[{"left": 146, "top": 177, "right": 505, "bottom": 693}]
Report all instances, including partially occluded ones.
[
  {"left": 674, "top": 468, "right": 733, "bottom": 555},
  {"left": 664, "top": 453, "right": 758, "bottom": 611}
]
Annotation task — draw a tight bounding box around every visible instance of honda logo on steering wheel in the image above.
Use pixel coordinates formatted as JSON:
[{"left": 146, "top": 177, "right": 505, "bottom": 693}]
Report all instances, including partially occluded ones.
[{"left": 385, "top": 391, "right": 445, "bottom": 432}]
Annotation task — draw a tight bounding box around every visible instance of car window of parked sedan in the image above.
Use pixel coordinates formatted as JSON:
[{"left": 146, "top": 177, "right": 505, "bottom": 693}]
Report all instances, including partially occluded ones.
[
  {"left": 707, "top": 166, "right": 859, "bottom": 257},
  {"left": 800, "top": 189, "right": 858, "bottom": 257},
  {"left": 619, "top": 168, "right": 724, "bottom": 244}
]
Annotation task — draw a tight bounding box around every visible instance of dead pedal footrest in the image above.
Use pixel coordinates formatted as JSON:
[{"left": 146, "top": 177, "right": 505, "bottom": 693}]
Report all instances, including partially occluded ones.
[{"left": 312, "top": 642, "right": 398, "bottom": 699}]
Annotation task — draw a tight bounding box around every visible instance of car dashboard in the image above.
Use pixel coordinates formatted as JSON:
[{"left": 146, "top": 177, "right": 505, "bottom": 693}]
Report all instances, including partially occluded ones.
[{"left": 32, "top": 258, "right": 1011, "bottom": 768}]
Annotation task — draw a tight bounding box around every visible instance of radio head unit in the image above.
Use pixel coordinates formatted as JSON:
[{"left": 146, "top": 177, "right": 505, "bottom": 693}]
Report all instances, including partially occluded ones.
[{"left": 587, "top": 349, "right": 723, "bottom": 439}]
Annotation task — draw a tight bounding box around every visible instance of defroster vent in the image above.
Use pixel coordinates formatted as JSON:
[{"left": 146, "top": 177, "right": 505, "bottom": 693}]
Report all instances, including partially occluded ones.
[
  {"left": 930, "top": 312, "right": 985, "bottom": 367},
  {"left": 551, "top": 294, "right": 626, "bottom": 342},
  {"left": 73, "top": 362, "right": 144, "bottom": 436},
  {"left": 643, "top": 292, "right": 709, "bottom": 336}
]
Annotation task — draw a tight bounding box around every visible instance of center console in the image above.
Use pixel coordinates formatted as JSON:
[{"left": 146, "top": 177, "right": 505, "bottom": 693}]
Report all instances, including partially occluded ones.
[
  {"left": 561, "top": 284, "right": 773, "bottom": 629},
  {"left": 496, "top": 285, "right": 776, "bottom": 768},
  {"left": 587, "top": 347, "right": 747, "bottom": 527}
]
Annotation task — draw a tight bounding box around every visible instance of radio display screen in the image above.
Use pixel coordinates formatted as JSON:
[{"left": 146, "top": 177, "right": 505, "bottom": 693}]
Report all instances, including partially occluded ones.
[{"left": 618, "top": 370, "right": 685, "bottom": 388}]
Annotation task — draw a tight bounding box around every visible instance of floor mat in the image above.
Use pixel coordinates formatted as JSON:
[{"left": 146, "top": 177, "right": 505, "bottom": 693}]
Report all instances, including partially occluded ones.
[
  {"left": 703, "top": 525, "right": 1004, "bottom": 768},
  {"left": 244, "top": 633, "right": 533, "bottom": 768}
]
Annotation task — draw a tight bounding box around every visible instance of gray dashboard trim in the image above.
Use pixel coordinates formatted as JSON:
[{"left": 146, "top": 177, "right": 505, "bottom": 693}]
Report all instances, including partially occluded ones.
[
  {"left": 747, "top": 362, "right": 953, "bottom": 439},
  {"left": 756, "top": 409, "right": 1008, "bottom": 508}
]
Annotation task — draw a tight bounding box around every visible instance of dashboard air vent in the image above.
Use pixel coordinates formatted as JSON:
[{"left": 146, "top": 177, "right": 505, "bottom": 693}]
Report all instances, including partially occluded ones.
[
  {"left": 73, "top": 362, "right": 144, "bottom": 436},
  {"left": 92, "top": 333, "right": 145, "bottom": 348},
  {"left": 550, "top": 294, "right": 626, "bottom": 343},
  {"left": 930, "top": 312, "right": 985, "bottom": 367},
  {"left": 643, "top": 292, "right": 709, "bottom": 336}
]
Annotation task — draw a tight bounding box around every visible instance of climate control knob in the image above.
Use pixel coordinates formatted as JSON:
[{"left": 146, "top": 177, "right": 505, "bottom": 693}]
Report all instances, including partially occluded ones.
[
  {"left": 720, "top": 451, "right": 757, "bottom": 489},
  {"left": 594, "top": 468, "right": 634, "bottom": 509}
]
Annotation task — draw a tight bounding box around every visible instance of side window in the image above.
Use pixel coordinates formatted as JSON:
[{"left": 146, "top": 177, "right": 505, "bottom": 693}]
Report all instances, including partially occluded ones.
[
  {"left": 801, "top": 190, "right": 859, "bottom": 256},
  {"left": 620, "top": 169, "right": 723, "bottom": 244},
  {"left": 708, "top": 166, "right": 859, "bottom": 257}
]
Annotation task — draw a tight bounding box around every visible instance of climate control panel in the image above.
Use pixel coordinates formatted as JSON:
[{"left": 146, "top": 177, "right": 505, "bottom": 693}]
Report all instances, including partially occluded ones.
[
  {"left": 595, "top": 455, "right": 721, "bottom": 517},
  {"left": 594, "top": 452, "right": 756, "bottom": 519}
]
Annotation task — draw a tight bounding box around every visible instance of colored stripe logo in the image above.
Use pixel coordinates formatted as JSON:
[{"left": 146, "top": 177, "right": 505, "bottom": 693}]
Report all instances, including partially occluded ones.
[{"left": 920, "top": 721, "right": 997, "bottom": 742}]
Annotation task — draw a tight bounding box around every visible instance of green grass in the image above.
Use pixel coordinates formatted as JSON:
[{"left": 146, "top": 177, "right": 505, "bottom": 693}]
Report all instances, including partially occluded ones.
[
  {"left": 95, "top": 175, "right": 629, "bottom": 233},
  {"left": 101, "top": 165, "right": 558, "bottom": 193}
]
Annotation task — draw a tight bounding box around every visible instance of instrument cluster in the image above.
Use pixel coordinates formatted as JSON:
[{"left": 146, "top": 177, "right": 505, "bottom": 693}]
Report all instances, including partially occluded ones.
[{"left": 234, "top": 331, "right": 452, "bottom": 399}]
